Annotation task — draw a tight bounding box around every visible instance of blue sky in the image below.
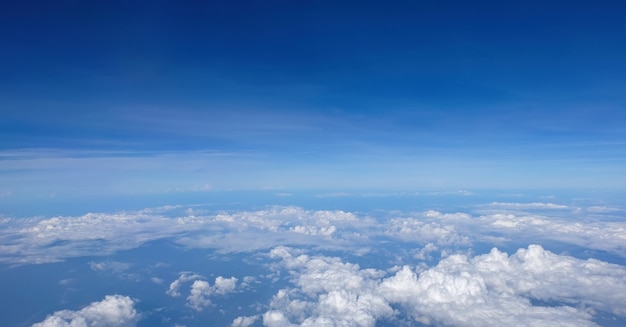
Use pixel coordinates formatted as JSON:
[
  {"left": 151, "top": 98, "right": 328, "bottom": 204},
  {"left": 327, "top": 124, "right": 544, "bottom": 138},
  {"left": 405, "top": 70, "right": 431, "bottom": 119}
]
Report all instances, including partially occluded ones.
[{"left": 2, "top": 1, "right": 626, "bottom": 198}]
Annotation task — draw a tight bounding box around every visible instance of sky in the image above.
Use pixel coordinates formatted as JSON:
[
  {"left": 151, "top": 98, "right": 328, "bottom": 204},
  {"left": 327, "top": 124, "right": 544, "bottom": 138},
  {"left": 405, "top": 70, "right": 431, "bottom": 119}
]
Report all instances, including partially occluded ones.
[{"left": 2, "top": 0, "right": 626, "bottom": 199}]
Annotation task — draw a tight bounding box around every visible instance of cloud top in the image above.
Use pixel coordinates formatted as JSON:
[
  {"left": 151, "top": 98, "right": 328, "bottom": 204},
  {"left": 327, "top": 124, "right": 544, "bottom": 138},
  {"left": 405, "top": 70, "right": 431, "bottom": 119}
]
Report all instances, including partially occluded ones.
[
  {"left": 32, "top": 295, "right": 139, "bottom": 327},
  {"left": 265, "top": 245, "right": 626, "bottom": 326}
]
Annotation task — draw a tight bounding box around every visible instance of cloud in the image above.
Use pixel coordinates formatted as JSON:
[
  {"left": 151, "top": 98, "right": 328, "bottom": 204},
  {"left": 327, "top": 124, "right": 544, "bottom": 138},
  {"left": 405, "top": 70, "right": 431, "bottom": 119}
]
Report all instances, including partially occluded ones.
[
  {"left": 89, "top": 261, "right": 132, "bottom": 273},
  {"left": 264, "top": 245, "right": 626, "bottom": 326},
  {"left": 2, "top": 204, "right": 626, "bottom": 268},
  {"left": 473, "top": 213, "right": 626, "bottom": 255},
  {"left": 214, "top": 276, "right": 238, "bottom": 295},
  {"left": 378, "top": 245, "right": 623, "bottom": 327},
  {"left": 313, "top": 192, "right": 351, "bottom": 198},
  {"left": 386, "top": 217, "right": 469, "bottom": 245},
  {"left": 265, "top": 246, "right": 394, "bottom": 326},
  {"left": 485, "top": 202, "right": 570, "bottom": 210},
  {"left": 32, "top": 295, "right": 139, "bottom": 327},
  {"left": 188, "top": 280, "right": 213, "bottom": 311},
  {"left": 166, "top": 272, "right": 204, "bottom": 297},
  {"left": 231, "top": 315, "right": 260, "bottom": 327},
  {"left": 167, "top": 272, "right": 238, "bottom": 311},
  {"left": 3, "top": 201, "right": 626, "bottom": 326},
  {"left": 0, "top": 211, "right": 190, "bottom": 265}
]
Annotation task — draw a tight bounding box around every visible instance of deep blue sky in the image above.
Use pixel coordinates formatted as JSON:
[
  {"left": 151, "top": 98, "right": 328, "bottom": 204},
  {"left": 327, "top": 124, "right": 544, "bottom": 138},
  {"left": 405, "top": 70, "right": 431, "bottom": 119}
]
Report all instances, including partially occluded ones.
[{"left": 1, "top": 1, "right": 626, "bottom": 198}]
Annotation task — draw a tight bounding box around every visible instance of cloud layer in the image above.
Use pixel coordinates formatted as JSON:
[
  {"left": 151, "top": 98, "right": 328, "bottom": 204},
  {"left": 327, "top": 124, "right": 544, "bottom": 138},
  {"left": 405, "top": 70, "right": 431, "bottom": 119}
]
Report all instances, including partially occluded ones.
[
  {"left": 2, "top": 203, "right": 626, "bottom": 266},
  {"left": 0, "top": 201, "right": 623, "bottom": 326}
]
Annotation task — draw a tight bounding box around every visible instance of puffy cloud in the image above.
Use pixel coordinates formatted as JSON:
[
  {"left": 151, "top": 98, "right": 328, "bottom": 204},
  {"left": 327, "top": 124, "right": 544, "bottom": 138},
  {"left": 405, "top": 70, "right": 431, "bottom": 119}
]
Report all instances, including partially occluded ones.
[
  {"left": 32, "top": 295, "right": 139, "bottom": 327},
  {"left": 386, "top": 217, "right": 469, "bottom": 245},
  {"left": 379, "top": 246, "right": 607, "bottom": 327},
  {"left": 167, "top": 272, "right": 238, "bottom": 311},
  {"left": 187, "top": 280, "right": 213, "bottom": 311},
  {"left": 214, "top": 276, "right": 238, "bottom": 295},
  {"left": 266, "top": 247, "right": 394, "bottom": 326},
  {"left": 167, "top": 272, "right": 204, "bottom": 297},
  {"left": 264, "top": 245, "right": 626, "bottom": 327},
  {"left": 231, "top": 315, "right": 260, "bottom": 327}
]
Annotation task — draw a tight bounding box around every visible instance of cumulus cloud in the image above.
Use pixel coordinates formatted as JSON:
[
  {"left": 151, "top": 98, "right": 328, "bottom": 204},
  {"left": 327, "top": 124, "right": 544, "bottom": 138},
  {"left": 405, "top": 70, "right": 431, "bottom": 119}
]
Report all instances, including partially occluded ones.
[
  {"left": 232, "top": 315, "right": 260, "bottom": 327},
  {"left": 266, "top": 247, "right": 394, "bottom": 326},
  {"left": 386, "top": 217, "right": 469, "bottom": 245},
  {"left": 167, "top": 272, "right": 238, "bottom": 311},
  {"left": 32, "top": 295, "right": 139, "bottom": 327},
  {"left": 188, "top": 280, "right": 213, "bottom": 311},
  {"left": 214, "top": 276, "right": 238, "bottom": 295},
  {"left": 378, "top": 245, "right": 623, "bottom": 327},
  {"left": 167, "top": 272, "right": 203, "bottom": 297},
  {"left": 264, "top": 245, "right": 626, "bottom": 327}
]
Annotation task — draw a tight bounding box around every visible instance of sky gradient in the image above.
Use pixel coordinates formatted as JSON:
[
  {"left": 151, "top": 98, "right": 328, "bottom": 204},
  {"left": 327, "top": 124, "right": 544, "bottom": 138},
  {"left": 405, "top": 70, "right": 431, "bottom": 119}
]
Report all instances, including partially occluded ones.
[{"left": 2, "top": 1, "right": 626, "bottom": 199}]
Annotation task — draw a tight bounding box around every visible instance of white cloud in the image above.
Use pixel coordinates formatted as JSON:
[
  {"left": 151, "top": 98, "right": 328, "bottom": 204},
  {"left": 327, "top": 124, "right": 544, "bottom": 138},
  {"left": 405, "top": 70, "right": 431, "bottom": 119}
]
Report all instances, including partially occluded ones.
[
  {"left": 3, "top": 201, "right": 626, "bottom": 326},
  {"left": 264, "top": 245, "right": 626, "bottom": 327},
  {"left": 265, "top": 247, "right": 394, "bottom": 326},
  {"left": 386, "top": 217, "right": 469, "bottom": 245},
  {"left": 187, "top": 280, "right": 213, "bottom": 311},
  {"left": 263, "top": 310, "right": 295, "bottom": 327},
  {"left": 167, "top": 272, "right": 238, "bottom": 311},
  {"left": 231, "top": 315, "right": 259, "bottom": 327},
  {"left": 379, "top": 246, "right": 609, "bottom": 327},
  {"left": 0, "top": 211, "right": 189, "bottom": 265},
  {"left": 89, "top": 261, "right": 132, "bottom": 273},
  {"left": 485, "top": 202, "right": 570, "bottom": 210},
  {"left": 167, "top": 272, "right": 203, "bottom": 297},
  {"left": 32, "top": 295, "right": 139, "bottom": 327},
  {"left": 2, "top": 204, "right": 626, "bottom": 269},
  {"left": 474, "top": 213, "right": 626, "bottom": 255},
  {"left": 214, "top": 276, "right": 238, "bottom": 295}
]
